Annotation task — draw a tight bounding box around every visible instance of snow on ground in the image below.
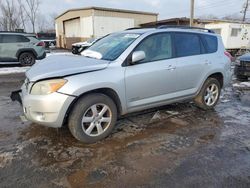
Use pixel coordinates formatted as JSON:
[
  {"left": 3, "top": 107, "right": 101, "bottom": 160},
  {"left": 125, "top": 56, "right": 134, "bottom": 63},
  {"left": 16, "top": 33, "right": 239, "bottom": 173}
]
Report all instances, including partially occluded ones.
[
  {"left": 0, "top": 52, "right": 73, "bottom": 75},
  {"left": 0, "top": 67, "right": 30, "bottom": 75},
  {"left": 233, "top": 82, "right": 250, "bottom": 88}
]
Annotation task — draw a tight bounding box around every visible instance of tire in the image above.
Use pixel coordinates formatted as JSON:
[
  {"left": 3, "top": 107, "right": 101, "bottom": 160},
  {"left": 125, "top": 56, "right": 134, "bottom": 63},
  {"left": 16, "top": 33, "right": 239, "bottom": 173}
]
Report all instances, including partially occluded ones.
[
  {"left": 68, "top": 93, "right": 117, "bottom": 143},
  {"left": 194, "top": 78, "right": 221, "bottom": 110},
  {"left": 236, "top": 75, "right": 248, "bottom": 81},
  {"left": 19, "top": 52, "right": 35, "bottom": 66}
]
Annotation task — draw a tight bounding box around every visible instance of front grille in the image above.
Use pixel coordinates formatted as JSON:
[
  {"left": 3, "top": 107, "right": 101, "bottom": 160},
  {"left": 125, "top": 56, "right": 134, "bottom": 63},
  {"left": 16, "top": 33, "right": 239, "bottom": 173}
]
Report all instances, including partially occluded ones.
[{"left": 240, "top": 61, "right": 250, "bottom": 67}]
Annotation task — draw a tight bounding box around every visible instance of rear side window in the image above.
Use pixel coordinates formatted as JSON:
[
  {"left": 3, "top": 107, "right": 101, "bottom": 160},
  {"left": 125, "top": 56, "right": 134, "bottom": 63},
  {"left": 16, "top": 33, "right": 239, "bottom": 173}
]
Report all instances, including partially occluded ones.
[
  {"left": 201, "top": 35, "right": 218, "bottom": 53},
  {"left": 174, "top": 33, "right": 201, "bottom": 57},
  {"left": 1, "top": 35, "right": 30, "bottom": 43}
]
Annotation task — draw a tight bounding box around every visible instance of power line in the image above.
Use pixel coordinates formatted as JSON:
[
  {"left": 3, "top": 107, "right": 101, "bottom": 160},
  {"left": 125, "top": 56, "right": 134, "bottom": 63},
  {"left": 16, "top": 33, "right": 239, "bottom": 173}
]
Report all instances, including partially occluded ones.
[{"left": 242, "top": 0, "right": 249, "bottom": 22}]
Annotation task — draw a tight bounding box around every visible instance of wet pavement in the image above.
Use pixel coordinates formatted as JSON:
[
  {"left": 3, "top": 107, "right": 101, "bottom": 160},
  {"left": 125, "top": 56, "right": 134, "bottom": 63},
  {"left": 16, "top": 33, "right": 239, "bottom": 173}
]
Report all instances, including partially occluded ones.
[{"left": 0, "top": 73, "right": 250, "bottom": 188}]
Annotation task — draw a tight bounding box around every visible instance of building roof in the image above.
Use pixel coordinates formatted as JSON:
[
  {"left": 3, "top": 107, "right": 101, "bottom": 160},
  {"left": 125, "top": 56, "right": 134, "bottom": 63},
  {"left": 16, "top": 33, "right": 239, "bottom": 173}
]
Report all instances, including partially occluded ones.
[
  {"left": 56, "top": 6, "right": 158, "bottom": 20},
  {"left": 140, "top": 17, "right": 211, "bottom": 27},
  {"left": 141, "top": 17, "right": 250, "bottom": 27}
]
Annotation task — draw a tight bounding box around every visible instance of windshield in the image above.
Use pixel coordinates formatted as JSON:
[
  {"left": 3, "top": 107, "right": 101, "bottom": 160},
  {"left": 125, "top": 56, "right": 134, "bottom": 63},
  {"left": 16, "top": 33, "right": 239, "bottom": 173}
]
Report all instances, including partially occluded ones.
[{"left": 83, "top": 33, "right": 141, "bottom": 61}]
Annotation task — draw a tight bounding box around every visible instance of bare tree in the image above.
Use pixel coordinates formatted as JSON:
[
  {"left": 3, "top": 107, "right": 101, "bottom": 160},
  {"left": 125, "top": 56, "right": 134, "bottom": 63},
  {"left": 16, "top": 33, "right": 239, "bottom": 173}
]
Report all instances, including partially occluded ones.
[
  {"left": 17, "top": 0, "right": 28, "bottom": 31},
  {"left": 23, "top": 0, "right": 40, "bottom": 33},
  {"left": 0, "top": 0, "right": 21, "bottom": 31}
]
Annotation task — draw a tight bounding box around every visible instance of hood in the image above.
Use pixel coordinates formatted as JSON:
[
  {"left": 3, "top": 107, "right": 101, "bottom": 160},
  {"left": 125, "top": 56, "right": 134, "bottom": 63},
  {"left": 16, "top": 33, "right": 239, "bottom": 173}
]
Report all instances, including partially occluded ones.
[
  {"left": 26, "top": 54, "right": 109, "bottom": 81},
  {"left": 239, "top": 53, "right": 250, "bottom": 61}
]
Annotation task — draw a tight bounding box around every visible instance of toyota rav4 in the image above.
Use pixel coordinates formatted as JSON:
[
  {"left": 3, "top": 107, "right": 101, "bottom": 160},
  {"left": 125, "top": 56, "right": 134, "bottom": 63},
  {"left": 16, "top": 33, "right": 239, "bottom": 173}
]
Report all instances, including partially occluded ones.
[{"left": 11, "top": 26, "right": 232, "bottom": 143}]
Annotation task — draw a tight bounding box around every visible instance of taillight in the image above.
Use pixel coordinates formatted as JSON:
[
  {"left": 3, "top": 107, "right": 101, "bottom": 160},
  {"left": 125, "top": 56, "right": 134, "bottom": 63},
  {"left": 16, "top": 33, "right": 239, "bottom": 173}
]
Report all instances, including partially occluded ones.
[
  {"left": 224, "top": 51, "right": 234, "bottom": 62},
  {"left": 36, "top": 41, "right": 45, "bottom": 47}
]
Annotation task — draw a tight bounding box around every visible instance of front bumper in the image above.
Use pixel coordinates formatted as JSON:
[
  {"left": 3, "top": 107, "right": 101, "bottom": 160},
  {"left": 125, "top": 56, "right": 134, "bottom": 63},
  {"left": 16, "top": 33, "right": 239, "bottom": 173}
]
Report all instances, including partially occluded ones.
[
  {"left": 234, "top": 65, "right": 250, "bottom": 77},
  {"left": 11, "top": 85, "right": 75, "bottom": 128}
]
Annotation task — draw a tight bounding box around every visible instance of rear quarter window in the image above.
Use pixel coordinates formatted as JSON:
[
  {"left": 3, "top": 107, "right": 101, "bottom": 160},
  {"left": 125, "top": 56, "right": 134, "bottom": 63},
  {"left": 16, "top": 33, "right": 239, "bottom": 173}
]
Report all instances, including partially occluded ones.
[
  {"left": 201, "top": 35, "right": 218, "bottom": 53},
  {"left": 174, "top": 33, "right": 201, "bottom": 57}
]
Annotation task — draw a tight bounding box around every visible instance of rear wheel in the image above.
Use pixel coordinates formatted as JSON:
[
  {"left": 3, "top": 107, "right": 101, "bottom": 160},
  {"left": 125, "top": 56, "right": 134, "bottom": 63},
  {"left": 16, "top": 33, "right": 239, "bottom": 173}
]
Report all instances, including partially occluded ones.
[
  {"left": 19, "top": 52, "right": 35, "bottom": 66},
  {"left": 194, "top": 78, "right": 221, "bottom": 110},
  {"left": 68, "top": 93, "right": 117, "bottom": 143}
]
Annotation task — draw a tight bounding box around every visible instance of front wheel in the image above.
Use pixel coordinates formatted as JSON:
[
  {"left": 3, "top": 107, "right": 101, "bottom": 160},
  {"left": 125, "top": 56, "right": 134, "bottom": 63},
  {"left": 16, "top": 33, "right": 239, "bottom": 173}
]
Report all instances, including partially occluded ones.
[
  {"left": 194, "top": 78, "right": 221, "bottom": 110},
  {"left": 68, "top": 93, "right": 117, "bottom": 143}
]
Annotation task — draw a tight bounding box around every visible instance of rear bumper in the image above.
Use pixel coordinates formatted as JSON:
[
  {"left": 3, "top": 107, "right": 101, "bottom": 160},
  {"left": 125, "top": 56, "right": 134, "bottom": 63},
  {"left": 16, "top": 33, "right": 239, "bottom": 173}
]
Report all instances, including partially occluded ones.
[
  {"left": 37, "top": 52, "right": 46, "bottom": 60},
  {"left": 11, "top": 86, "right": 75, "bottom": 128}
]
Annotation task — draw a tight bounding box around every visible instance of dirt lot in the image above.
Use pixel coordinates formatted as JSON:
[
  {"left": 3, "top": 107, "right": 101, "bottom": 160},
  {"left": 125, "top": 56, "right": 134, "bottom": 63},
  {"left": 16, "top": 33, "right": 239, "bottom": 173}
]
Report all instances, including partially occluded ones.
[{"left": 0, "top": 72, "right": 249, "bottom": 188}]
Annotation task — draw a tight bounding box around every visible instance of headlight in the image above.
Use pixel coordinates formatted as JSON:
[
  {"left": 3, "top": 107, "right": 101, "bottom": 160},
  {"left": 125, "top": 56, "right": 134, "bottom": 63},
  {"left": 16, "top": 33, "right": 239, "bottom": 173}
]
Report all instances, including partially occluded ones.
[{"left": 30, "top": 79, "right": 67, "bottom": 95}]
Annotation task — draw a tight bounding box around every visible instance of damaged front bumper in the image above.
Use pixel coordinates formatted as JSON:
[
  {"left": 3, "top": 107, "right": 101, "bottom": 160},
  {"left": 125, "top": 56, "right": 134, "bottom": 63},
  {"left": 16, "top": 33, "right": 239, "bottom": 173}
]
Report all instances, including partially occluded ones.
[
  {"left": 10, "top": 90, "right": 22, "bottom": 105},
  {"left": 10, "top": 86, "right": 75, "bottom": 128}
]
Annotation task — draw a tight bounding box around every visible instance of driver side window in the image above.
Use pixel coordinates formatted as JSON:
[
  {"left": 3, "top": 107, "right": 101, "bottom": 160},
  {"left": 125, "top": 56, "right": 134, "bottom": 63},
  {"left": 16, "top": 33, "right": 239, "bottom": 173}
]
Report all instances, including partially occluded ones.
[{"left": 134, "top": 33, "right": 172, "bottom": 63}]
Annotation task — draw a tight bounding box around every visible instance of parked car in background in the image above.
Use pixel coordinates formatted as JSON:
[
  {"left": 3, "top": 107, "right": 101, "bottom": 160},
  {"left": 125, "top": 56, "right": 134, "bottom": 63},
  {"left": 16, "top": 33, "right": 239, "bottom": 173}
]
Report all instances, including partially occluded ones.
[
  {"left": 0, "top": 32, "right": 46, "bottom": 66},
  {"left": 37, "top": 32, "right": 56, "bottom": 52},
  {"left": 72, "top": 38, "right": 98, "bottom": 54},
  {"left": 235, "top": 53, "right": 250, "bottom": 81},
  {"left": 11, "top": 26, "right": 232, "bottom": 143}
]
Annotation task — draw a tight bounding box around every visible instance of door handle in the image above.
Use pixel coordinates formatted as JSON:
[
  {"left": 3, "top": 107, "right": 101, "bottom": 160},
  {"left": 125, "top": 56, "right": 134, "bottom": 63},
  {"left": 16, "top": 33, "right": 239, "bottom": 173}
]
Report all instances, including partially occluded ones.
[
  {"left": 165, "top": 65, "right": 176, "bottom": 71},
  {"left": 205, "top": 60, "right": 212, "bottom": 65}
]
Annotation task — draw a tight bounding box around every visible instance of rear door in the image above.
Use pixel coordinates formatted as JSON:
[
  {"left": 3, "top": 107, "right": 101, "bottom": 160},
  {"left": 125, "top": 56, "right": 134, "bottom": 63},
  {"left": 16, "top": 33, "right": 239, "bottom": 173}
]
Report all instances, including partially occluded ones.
[{"left": 173, "top": 32, "right": 209, "bottom": 96}]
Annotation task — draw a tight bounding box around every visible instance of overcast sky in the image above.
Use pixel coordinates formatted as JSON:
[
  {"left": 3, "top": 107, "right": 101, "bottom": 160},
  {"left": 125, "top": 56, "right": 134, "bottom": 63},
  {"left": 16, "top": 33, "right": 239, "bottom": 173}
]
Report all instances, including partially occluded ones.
[{"left": 40, "top": 0, "right": 246, "bottom": 19}]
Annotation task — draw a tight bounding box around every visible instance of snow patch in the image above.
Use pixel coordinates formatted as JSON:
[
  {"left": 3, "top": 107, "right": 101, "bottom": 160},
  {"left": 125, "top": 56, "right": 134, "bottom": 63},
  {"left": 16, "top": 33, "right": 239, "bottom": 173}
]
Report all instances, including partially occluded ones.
[
  {"left": 233, "top": 82, "right": 250, "bottom": 88},
  {"left": 0, "top": 67, "right": 30, "bottom": 75}
]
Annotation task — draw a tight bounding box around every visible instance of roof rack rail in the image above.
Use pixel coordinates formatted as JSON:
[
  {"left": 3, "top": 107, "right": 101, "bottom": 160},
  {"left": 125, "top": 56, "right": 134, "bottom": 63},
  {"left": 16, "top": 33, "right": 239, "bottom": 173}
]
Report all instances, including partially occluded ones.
[
  {"left": 0, "top": 31, "right": 26, "bottom": 33},
  {"left": 157, "top": 25, "right": 215, "bottom": 33},
  {"left": 125, "top": 27, "right": 143, "bottom": 30}
]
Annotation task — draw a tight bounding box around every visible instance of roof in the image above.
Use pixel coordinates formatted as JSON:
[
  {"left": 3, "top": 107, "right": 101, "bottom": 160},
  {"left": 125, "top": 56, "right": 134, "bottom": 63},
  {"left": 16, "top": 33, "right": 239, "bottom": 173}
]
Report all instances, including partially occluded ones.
[
  {"left": 56, "top": 6, "right": 158, "bottom": 20},
  {"left": 141, "top": 17, "right": 211, "bottom": 27},
  {"left": 201, "top": 19, "right": 250, "bottom": 24},
  {"left": 141, "top": 17, "right": 250, "bottom": 27}
]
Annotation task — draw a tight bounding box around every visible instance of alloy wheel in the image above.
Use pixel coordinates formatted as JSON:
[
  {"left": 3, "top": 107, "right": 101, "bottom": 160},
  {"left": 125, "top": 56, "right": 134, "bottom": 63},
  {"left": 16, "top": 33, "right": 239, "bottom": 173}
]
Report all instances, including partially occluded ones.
[{"left": 81, "top": 103, "right": 112, "bottom": 137}]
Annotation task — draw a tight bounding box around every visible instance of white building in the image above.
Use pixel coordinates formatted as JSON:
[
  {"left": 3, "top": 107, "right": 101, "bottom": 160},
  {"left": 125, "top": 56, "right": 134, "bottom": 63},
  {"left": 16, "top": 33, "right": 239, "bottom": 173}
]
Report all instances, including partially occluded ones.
[
  {"left": 55, "top": 7, "right": 158, "bottom": 48},
  {"left": 204, "top": 20, "right": 250, "bottom": 53}
]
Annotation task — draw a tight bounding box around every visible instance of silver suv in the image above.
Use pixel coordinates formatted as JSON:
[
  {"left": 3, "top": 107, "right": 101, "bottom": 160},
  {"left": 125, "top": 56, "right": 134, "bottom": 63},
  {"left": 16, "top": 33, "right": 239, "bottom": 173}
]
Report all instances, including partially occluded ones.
[
  {"left": 11, "top": 27, "right": 232, "bottom": 143},
  {"left": 0, "top": 32, "right": 46, "bottom": 66}
]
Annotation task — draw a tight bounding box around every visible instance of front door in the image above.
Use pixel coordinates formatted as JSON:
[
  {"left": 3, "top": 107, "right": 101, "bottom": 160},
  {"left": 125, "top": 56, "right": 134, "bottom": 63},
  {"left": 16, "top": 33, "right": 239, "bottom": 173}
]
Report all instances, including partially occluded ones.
[{"left": 125, "top": 32, "right": 177, "bottom": 110}]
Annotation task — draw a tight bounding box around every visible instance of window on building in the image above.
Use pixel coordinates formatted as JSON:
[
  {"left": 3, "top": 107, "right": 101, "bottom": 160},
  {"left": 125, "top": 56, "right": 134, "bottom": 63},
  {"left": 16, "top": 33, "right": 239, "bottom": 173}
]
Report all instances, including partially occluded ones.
[
  {"left": 231, "top": 28, "right": 241, "bottom": 37},
  {"left": 212, "top": 29, "right": 221, "bottom": 35}
]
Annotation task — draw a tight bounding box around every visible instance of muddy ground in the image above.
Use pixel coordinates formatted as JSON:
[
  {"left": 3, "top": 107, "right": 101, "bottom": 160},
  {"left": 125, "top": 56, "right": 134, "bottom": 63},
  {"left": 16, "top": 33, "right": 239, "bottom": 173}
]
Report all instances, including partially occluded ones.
[{"left": 0, "top": 73, "right": 249, "bottom": 188}]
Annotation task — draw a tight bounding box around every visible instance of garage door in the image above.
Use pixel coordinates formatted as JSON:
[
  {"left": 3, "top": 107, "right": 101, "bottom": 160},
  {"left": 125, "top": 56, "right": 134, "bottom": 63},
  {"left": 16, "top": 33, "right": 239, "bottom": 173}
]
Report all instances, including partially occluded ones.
[{"left": 64, "top": 18, "right": 80, "bottom": 38}]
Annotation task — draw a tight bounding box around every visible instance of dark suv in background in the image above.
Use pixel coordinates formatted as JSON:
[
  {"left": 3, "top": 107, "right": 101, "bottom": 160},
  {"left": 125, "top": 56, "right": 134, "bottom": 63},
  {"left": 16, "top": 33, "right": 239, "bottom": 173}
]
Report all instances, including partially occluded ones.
[{"left": 0, "top": 32, "right": 46, "bottom": 66}]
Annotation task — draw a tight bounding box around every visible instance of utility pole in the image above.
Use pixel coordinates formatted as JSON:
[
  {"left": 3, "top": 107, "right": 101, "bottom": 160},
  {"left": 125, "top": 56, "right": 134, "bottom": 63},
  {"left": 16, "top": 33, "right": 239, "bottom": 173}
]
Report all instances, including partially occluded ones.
[
  {"left": 243, "top": 0, "right": 249, "bottom": 22},
  {"left": 190, "top": 0, "right": 195, "bottom": 26}
]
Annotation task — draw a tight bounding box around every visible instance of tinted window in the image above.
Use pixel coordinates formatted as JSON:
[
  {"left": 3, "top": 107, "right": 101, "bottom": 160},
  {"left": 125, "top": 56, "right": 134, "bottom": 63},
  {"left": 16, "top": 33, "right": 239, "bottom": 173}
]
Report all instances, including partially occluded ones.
[
  {"left": 201, "top": 35, "right": 218, "bottom": 53},
  {"left": 1, "top": 35, "right": 29, "bottom": 43},
  {"left": 134, "top": 33, "right": 172, "bottom": 63},
  {"left": 174, "top": 33, "right": 201, "bottom": 57}
]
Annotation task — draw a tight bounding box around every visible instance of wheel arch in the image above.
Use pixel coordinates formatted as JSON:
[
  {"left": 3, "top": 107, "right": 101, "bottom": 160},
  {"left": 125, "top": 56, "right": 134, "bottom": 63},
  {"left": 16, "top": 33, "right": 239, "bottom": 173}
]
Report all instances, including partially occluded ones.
[
  {"left": 62, "top": 87, "right": 123, "bottom": 126},
  {"left": 16, "top": 49, "right": 38, "bottom": 60},
  {"left": 207, "top": 72, "right": 224, "bottom": 88}
]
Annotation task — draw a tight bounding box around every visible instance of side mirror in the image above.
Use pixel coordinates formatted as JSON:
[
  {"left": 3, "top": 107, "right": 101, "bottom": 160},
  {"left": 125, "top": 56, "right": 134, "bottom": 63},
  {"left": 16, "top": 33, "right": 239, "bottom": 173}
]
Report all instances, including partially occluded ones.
[{"left": 131, "top": 51, "right": 145, "bottom": 64}]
